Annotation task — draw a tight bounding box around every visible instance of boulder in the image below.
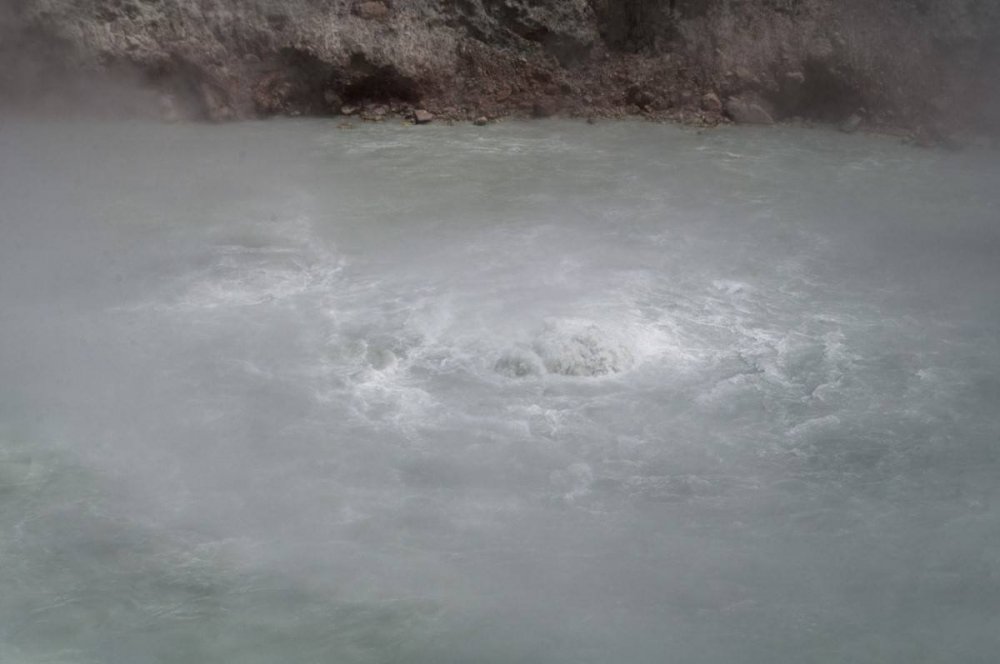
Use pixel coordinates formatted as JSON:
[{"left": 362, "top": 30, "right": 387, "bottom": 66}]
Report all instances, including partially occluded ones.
[
  {"left": 724, "top": 96, "right": 774, "bottom": 125},
  {"left": 473, "top": 116, "right": 488, "bottom": 126},
  {"left": 413, "top": 109, "right": 434, "bottom": 124},
  {"left": 701, "top": 92, "right": 722, "bottom": 113},
  {"left": 532, "top": 99, "right": 558, "bottom": 118},
  {"left": 839, "top": 113, "right": 863, "bottom": 133},
  {"left": 200, "top": 82, "right": 235, "bottom": 122}
]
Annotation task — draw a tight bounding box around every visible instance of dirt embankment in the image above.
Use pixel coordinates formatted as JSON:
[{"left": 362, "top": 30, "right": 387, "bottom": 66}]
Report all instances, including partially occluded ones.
[{"left": 3, "top": 0, "right": 998, "bottom": 141}]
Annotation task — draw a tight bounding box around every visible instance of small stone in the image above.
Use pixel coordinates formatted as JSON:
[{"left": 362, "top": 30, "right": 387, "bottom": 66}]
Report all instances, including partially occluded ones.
[
  {"left": 473, "top": 116, "right": 488, "bottom": 126},
  {"left": 413, "top": 109, "right": 434, "bottom": 124},
  {"left": 701, "top": 92, "right": 722, "bottom": 113},
  {"left": 586, "top": 116, "right": 597, "bottom": 125},
  {"left": 340, "top": 104, "right": 358, "bottom": 116}
]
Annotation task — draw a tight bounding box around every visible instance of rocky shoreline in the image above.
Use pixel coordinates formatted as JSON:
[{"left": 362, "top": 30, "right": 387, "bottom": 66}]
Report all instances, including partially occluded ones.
[{"left": 3, "top": 1, "right": 998, "bottom": 145}]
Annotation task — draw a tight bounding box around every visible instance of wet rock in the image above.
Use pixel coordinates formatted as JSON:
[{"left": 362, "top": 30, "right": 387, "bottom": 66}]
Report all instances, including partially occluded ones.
[
  {"left": 200, "top": 83, "right": 234, "bottom": 122},
  {"left": 627, "top": 85, "right": 656, "bottom": 110},
  {"left": 473, "top": 116, "right": 488, "bottom": 126},
  {"left": 323, "top": 90, "right": 341, "bottom": 109},
  {"left": 532, "top": 99, "right": 558, "bottom": 118},
  {"left": 158, "top": 93, "right": 180, "bottom": 123},
  {"left": 701, "top": 92, "right": 722, "bottom": 113},
  {"left": 361, "top": 104, "right": 389, "bottom": 121},
  {"left": 839, "top": 113, "right": 863, "bottom": 134},
  {"left": 354, "top": 1, "right": 389, "bottom": 21},
  {"left": 413, "top": 109, "right": 434, "bottom": 124},
  {"left": 340, "top": 104, "right": 358, "bottom": 116},
  {"left": 919, "top": 125, "right": 966, "bottom": 151},
  {"left": 724, "top": 96, "right": 774, "bottom": 125}
]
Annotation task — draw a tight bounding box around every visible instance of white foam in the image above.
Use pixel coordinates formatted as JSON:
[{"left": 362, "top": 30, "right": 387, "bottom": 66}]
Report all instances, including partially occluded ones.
[
  {"left": 134, "top": 214, "right": 343, "bottom": 313},
  {"left": 494, "top": 313, "right": 685, "bottom": 381}
]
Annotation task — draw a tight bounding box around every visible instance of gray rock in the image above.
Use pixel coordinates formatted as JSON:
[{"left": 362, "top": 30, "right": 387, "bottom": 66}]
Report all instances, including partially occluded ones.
[
  {"left": 724, "top": 97, "right": 774, "bottom": 125},
  {"left": 158, "top": 94, "right": 180, "bottom": 123},
  {"left": 701, "top": 92, "right": 722, "bottom": 113},
  {"left": 839, "top": 113, "right": 863, "bottom": 133},
  {"left": 532, "top": 99, "right": 558, "bottom": 118},
  {"left": 413, "top": 109, "right": 434, "bottom": 124},
  {"left": 323, "top": 90, "right": 341, "bottom": 108},
  {"left": 200, "top": 83, "right": 234, "bottom": 122}
]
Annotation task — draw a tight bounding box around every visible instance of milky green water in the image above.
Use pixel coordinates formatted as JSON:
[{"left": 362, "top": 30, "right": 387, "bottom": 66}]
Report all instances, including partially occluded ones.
[{"left": 1, "top": 118, "right": 999, "bottom": 663}]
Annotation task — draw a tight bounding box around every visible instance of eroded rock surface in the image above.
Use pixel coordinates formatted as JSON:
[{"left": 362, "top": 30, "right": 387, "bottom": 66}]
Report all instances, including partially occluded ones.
[{"left": 2, "top": 0, "right": 998, "bottom": 136}]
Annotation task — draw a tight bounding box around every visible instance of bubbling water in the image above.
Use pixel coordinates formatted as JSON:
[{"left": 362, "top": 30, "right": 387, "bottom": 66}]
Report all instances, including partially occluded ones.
[
  {"left": 496, "top": 319, "right": 636, "bottom": 378},
  {"left": 1, "top": 119, "right": 999, "bottom": 664}
]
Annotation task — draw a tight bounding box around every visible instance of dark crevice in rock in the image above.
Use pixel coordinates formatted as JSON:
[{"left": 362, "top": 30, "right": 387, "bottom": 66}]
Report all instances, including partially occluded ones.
[
  {"left": 340, "top": 55, "right": 420, "bottom": 105},
  {"left": 253, "top": 48, "right": 339, "bottom": 116}
]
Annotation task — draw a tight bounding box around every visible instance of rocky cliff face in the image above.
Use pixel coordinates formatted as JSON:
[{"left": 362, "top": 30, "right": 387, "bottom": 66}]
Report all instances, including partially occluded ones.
[{"left": 3, "top": 0, "right": 998, "bottom": 136}]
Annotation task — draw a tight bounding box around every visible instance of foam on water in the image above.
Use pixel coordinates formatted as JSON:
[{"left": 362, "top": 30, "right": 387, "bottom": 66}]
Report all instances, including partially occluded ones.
[
  {"left": 495, "top": 317, "right": 661, "bottom": 378},
  {"left": 160, "top": 214, "right": 343, "bottom": 312}
]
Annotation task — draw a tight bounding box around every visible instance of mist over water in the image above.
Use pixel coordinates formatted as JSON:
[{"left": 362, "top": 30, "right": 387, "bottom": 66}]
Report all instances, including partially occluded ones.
[{"left": 1, "top": 118, "right": 999, "bottom": 663}]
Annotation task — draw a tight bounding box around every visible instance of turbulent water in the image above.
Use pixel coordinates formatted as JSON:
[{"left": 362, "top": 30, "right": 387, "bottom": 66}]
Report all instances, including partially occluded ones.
[{"left": 1, "top": 118, "right": 999, "bottom": 663}]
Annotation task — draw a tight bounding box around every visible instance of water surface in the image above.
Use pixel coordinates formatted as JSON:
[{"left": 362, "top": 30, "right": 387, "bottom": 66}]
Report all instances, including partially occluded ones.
[{"left": 1, "top": 118, "right": 999, "bottom": 663}]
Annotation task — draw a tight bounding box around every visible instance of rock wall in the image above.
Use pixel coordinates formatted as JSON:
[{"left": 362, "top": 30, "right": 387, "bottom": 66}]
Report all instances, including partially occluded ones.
[{"left": 2, "top": 0, "right": 998, "bottom": 136}]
